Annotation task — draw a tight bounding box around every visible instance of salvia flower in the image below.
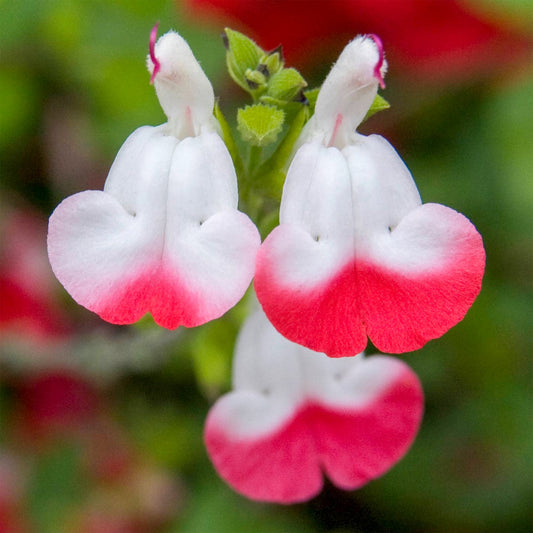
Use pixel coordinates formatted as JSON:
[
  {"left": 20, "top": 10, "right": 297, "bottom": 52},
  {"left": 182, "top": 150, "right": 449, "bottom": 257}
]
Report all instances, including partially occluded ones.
[
  {"left": 48, "top": 28, "right": 260, "bottom": 328},
  {"left": 205, "top": 308, "right": 423, "bottom": 503},
  {"left": 255, "top": 35, "right": 485, "bottom": 357}
]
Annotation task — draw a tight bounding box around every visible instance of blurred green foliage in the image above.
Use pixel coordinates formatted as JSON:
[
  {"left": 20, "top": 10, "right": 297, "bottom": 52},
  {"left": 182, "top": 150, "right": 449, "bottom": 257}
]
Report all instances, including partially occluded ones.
[{"left": 0, "top": 0, "right": 531, "bottom": 532}]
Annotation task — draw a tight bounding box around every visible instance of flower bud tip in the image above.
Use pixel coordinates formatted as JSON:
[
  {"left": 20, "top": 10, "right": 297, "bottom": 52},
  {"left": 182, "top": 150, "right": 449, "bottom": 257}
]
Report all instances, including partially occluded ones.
[
  {"left": 366, "top": 34, "right": 386, "bottom": 89},
  {"left": 149, "top": 22, "right": 161, "bottom": 84}
]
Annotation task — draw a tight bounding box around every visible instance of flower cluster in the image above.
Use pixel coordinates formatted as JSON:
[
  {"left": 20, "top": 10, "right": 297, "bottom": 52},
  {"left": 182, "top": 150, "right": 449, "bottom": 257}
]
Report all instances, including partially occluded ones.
[{"left": 47, "top": 26, "right": 485, "bottom": 503}]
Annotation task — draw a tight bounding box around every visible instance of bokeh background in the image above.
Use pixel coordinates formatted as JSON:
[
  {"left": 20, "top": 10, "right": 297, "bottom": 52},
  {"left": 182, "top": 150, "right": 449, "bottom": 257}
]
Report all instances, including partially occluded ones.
[{"left": 0, "top": 1, "right": 532, "bottom": 532}]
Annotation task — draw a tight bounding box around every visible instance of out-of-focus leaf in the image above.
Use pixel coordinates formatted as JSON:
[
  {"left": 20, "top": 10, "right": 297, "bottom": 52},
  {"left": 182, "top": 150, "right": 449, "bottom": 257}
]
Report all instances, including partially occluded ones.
[
  {"left": 178, "top": 475, "right": 316, "bottom": 533},
  {"left": 124, "top": 400, "right": 203, "bottom": 470},
  {"left": 190, "top": 320, "right": 235, "bottom": 400},
  {"left": 0, "top": 70, "right": 39, "bottom": 149},
  {"left": 26, "top": 444, "right": 87, "bottom": 533}
]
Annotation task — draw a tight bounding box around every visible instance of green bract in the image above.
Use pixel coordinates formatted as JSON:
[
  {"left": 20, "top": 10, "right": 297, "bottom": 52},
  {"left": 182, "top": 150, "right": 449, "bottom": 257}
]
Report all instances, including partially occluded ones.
[
  {"left": 363, "top": 94, "right": 390, "bottom": 122},
  {"left": 260, "top": 68, "right": 307, "bottom": 106},
  {"left": 258, "top": 49, "right": 283, "bottom": 78},
  {"left": 223, "top": 28, "right": 263, "bottom": 93},
  {"left": 237, "top": 104, "right": 285, "bottom": 146}
]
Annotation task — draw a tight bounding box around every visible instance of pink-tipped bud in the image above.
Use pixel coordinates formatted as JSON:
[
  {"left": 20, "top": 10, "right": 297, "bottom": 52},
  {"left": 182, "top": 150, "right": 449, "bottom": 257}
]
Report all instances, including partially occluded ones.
[
  {"left": 149, "top": 22, "right": 161, "bottom": 84},
  {"left": 366, "top": 34, "right": 386, "bottom": 89}
]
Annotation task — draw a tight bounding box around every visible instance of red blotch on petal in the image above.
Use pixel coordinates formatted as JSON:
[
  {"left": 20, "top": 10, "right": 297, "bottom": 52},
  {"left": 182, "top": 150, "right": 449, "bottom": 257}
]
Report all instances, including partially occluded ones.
[
  {"left": 94, "top": 265, "right": 224, "bottom": 329},
  {"left": 256, "top": 208, "right": 485, "bottom": 356},
  {"left": 205, "top": 367, "right": 423, "bottom": 503},
  {"left": 255, "top": 249, "right": 366, "bottom": 357},
  {"left": 206, "top": 411, "right": 322, "bottom": 504},
  {"left": 360, "top": 252, "right": 485, "bottom": 354}
]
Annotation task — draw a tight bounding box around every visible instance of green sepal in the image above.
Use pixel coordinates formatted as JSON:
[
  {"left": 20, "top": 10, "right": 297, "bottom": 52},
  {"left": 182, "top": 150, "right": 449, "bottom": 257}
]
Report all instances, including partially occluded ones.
[
  {"left": 254, "top": 106, "right": 308, "bottom": 196},
  {"left": 263, "top": 68, "right": 307, "bottom": 104},
  {"left": 223, "top": 28, "right": 264, "bottom": 93},
  {"left": 237, "top": 104, "right": 285, "bottom": 146},
  {"left": 244, "top": 67, "right": 267, "bottom": 90},
  {"left": 214, "top": 100, "right": 244, "bottom": 178},
  {"left": 363, "top": 93, "right": 390, "bottom": 122},
  {"left": 303, "top": 87, "right": 320, "bottom": 114},
  {"left": 258, "top": 49, "right": 284, "bottom": 79}
]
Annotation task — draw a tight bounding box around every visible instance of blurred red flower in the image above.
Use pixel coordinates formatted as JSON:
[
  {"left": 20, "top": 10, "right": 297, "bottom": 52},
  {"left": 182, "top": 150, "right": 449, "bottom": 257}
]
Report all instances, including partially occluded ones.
[
  {"left": 184, "top": 0, "right": 532, "bottom": 83},
  {"left": 0, "top": 208, "right": 71, "bottom": 343},
  {"left": 20, "top": 372, "right": 99, "bottom": 435}
]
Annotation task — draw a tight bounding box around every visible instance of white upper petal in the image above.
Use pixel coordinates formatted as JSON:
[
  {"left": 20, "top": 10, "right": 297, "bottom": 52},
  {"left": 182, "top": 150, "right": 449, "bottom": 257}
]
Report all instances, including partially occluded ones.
[
  {"left": 103, "top": 125, "right": 177, "bottom": 232},
  {"left": 104, "top": 128, "right": 238, "bottom": 246},
  {"left": 147, "top": 31, "right": 216, "bottom": 138},
  {"left": 166, "top": 131, "right": 237, "bottom": 227},
  {"left": 280, "top": 142, "right": 353, "bottom": 242},
  {"left": 268, "top": 134, "right": 423, "bottom": 284},
  {"left": 344, "top": 133, "right": 421, "bottom": 246},
  {"left": 271, "top": 141, "right": 354, "bottom": 286},
  {"left": 309, "top": 35, "right": 386, "bottom": 147}
]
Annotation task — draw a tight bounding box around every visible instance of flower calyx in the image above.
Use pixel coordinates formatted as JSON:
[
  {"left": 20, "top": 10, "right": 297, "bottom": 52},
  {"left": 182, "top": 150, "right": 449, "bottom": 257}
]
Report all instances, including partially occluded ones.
[{"left": 223, "top": 28, "right": 308, "bottom": 107}]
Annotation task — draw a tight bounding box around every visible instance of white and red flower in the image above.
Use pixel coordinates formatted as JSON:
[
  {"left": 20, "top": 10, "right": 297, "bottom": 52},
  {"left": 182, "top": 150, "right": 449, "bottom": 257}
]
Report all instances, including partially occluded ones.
[
  {"left": 205, "top": 308, "right": 423, "bottom": 504},
  {"left": 254, "top": 35, "right": 485, "bottom": 357},
  {"left": 47, "top": 28, "right": 260, "bottom": 329}
]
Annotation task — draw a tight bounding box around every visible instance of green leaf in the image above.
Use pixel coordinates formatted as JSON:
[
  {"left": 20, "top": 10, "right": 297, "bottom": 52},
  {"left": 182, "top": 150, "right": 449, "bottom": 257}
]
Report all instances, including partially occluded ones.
[
  {"left": 223, "top": 28, "right": 264, "bottom": 93},
  {"left": 214, "top": 100, "right": 244, "bottom": 178},
  {"left": 237, "top": 104, "right": 285, "bottom": 146},
  {"left": 363, "top": 93, "right": 391, "bottom": 122},
  {"left": 264, "top": 67, "right": 307, "bottom": 104}
]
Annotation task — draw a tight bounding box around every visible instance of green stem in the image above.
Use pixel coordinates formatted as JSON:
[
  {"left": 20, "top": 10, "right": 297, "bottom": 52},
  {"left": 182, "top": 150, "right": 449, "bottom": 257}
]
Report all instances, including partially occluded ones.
[{"left": 247, "top": 145, "right": 262, "bottom": 180}]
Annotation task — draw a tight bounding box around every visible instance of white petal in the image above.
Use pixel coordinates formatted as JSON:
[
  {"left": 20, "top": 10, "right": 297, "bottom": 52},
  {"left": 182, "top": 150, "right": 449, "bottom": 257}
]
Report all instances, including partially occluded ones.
[
  {"left": 343, "top": 133, "right": 421, "bottom": 250},
  {"left": 232, "top": 306, "right": 303, "bottom": 400},
  {"left": 166, "top": 132, "right": 237, "bottom": 227},
  {"left": 272, "top": 141, "right": 354, "bottom": 287},
  {"left": 103, "top": 125, "right": 176, "bottom": 221},
  {"left": 230, "top": 309, "right": 406, "bottom": 409},
  {"left": 305, "top": 352, "right": 412, "bottom": 409}
]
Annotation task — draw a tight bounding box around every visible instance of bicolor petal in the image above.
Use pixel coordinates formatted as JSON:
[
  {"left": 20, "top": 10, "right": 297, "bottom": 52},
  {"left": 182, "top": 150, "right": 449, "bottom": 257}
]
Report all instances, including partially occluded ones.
[
  {"left": 255, "top": 36, "right": 485, "bottom": 356},
  {"left": 48, "top": 30, "right": 260, "bottom": 328},
  {"left": 204, "top": 309, "right": 424, "bottom": 504}
]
